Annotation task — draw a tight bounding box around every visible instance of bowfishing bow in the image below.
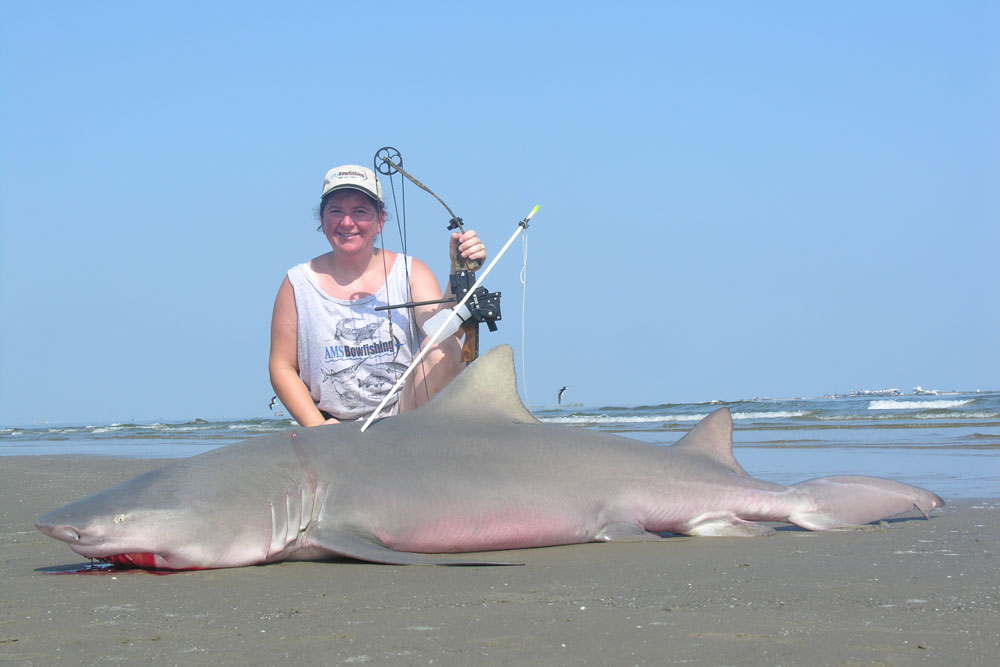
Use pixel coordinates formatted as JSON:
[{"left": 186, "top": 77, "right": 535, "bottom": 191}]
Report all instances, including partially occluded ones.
[
  {"left": 372, "top": 146, "right": 499, "bottom": 362},
  {"left": 361, "top": 146, "right": 539, "bottom": 433}
]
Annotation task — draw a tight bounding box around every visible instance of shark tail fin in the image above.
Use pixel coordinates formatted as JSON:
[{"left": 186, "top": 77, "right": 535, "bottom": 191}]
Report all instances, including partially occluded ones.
[{"left": 787, "top": 476, "right": 945, "bottom": 530}]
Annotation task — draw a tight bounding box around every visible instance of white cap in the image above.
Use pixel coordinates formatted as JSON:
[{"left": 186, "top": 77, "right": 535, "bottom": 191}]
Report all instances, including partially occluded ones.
[{"left": 321, "top": 165, "right": 383, "bottom": 204}]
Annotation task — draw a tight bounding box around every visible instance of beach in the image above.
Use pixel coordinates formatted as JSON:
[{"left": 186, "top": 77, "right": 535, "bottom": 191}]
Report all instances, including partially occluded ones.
[{"left": 2, "top": 456, "right": 998, "bottom": 666}]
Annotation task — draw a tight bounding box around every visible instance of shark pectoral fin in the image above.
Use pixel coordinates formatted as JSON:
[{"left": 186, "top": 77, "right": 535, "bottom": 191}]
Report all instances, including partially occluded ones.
[
  {"left": 594, "top": 522, "right": 661, "bottom": 542},
  {"left": 686, "top": 519, "right": 776, "bottom": 537},
  {"left": 826, "top": 522, "right": 888, "bottom": 532},
  {"left": 311, "top": 529, "right": 522, "bottom": 566}
]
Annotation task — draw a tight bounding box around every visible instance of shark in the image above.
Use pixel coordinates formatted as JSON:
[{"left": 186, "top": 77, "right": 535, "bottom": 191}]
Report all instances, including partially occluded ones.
[{"left": 35, "top": 345, "right": 944, "bottom": 570}]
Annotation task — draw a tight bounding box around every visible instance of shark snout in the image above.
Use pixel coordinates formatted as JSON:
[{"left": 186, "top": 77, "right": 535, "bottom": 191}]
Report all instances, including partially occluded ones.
[{"left": 35, "top": 518, "right": 81, "bottom": 543}]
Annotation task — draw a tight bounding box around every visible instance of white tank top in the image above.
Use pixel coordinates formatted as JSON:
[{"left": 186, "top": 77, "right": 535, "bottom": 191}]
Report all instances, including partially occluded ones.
[{"left": 287, "top": 255, "right": 421, "bottom": 421}]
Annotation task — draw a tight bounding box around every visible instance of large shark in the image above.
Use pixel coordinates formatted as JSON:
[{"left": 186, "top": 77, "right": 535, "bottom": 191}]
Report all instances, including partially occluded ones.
[{"left": 36, "top": 346, "right": 943, "bottom": 570}]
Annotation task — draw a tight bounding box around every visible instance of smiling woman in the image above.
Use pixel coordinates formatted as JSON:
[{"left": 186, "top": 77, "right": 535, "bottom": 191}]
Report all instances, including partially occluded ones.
[{"left": 268, "top": 164, "right": 489, "bottom": 427}]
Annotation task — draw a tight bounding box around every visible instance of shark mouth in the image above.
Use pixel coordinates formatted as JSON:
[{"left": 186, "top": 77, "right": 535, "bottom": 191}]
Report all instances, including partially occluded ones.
[
  {"left": 100, "top": 553, "right": 161, "bottom": 569},
  {"left": 98, "top": 553, "right": 206, "bottom": 571}
]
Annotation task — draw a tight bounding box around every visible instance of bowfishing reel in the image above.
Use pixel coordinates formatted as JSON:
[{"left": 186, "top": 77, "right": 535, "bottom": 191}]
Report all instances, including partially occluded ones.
[{"left": 449, "top": 270, "right": 501, "bottom": 332}]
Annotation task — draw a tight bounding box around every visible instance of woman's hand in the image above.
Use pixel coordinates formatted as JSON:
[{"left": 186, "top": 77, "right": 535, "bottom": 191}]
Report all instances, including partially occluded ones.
[{"left": 450, "top": 230, "right": 487, "bottom": 271}]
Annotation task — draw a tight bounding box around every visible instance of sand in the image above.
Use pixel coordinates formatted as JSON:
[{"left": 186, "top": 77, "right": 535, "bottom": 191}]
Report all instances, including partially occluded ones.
[{"left": 2, "top": 456, "right": 998, "bottom": 666}]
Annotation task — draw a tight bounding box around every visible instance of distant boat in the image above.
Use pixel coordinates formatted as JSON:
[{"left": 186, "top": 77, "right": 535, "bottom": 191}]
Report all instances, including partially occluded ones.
[{"left": 912, "top": 386, "right": 939, "bottom": 396}]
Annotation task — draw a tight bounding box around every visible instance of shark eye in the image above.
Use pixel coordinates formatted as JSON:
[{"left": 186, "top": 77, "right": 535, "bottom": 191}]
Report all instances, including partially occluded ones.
[{"left": 114, "top": 514, "right": 126, "bottom": 524}]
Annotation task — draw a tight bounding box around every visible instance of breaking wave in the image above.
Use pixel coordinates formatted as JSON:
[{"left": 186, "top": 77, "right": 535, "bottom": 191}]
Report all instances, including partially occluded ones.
[
  {"left": 868, "top": 399, "right": 973, "bottom": 411},
  {"left": 541, "top": 410, "right": 808, "bottom": 426}
]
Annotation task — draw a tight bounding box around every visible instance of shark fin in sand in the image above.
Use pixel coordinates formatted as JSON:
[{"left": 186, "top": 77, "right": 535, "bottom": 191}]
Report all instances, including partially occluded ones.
[
  {"left": 594, "top": 521, "right": 663, "bottom": 542},
  {"left": 670, "top": 407, "right": 749, "bottom": 475},
  {"left": 309, "top": 527, "right": 521, "bottom": 566},
  {"left": 418, "top": 345, "right": 540, "bottom": 424}
]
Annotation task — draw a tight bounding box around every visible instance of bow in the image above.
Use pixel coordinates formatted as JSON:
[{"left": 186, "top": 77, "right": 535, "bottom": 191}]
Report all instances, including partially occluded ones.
[{"left": 372, "top": 146, "right": 500, "bottom": 362}]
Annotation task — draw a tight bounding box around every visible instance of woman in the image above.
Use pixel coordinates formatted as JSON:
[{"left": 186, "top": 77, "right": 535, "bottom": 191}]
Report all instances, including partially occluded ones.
[{"left": 269, "top": 164, "right": 487, "bottom": 426}]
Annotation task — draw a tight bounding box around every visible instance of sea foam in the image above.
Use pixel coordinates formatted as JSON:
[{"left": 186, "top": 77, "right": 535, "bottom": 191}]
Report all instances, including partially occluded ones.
[{"left": 868, "top": 399, "right": 973, "bottom": 411}]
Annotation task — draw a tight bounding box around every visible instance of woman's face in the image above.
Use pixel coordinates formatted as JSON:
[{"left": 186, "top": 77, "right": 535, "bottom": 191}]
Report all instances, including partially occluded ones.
[{"left": 320, "top": 190, "right": 385, "bottom": 256}]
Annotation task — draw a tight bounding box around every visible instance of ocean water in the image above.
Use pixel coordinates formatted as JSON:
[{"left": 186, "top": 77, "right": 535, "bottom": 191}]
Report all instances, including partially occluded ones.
[{"left": 2, "top": 392, "right": 998, "bottom": 499}]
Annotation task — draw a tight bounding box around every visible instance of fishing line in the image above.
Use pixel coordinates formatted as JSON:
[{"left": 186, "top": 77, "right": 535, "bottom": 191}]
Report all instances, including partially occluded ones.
[{"left": 519, "top": 231, "right": 531, "bottom": 409}]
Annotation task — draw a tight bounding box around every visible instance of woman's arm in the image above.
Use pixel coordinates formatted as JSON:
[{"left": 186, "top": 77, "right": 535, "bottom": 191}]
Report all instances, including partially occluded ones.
[{"left": 268, "top": 277, "right": 337, "bottom": 426}]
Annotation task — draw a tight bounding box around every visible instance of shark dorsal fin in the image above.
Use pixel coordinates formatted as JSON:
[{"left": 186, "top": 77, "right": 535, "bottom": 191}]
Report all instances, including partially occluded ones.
[
  {"left": 418, "top": 345, "right": 540, "bottom": 424},
  {"left": 671, "top": 408, "right": 748, "bottom": 475}
]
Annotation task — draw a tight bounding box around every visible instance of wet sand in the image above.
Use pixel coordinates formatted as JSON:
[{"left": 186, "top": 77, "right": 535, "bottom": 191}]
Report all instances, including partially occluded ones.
[{"left": 2, "top": 456, "right": 998, "bottom": 666}]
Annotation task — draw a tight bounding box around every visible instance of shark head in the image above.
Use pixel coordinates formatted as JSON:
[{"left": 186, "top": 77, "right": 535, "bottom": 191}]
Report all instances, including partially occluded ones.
[{"left": 35, "top": 462, "right": 276, "bottom": 570}]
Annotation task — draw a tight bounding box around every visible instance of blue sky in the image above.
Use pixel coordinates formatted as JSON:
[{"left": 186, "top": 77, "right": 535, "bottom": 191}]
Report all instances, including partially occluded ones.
[{"left": 1, "top": 1, "right": 997, "bottom": 426}]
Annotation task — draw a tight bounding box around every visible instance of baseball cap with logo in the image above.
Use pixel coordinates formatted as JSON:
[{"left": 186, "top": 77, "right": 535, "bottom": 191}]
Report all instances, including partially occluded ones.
[{"left": 321, "top": 165, "right": 384, "bottom": 205}]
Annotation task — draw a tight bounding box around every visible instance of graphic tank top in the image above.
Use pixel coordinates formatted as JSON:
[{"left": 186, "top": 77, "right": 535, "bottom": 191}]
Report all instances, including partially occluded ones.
[{"left": 287, "top": 255, "right": 420, "bottom": 421}]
